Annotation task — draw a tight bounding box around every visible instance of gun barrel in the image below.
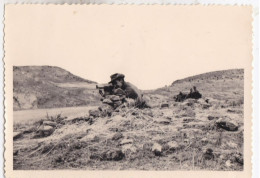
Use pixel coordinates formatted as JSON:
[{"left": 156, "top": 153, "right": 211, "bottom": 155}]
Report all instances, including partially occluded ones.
[{"left": 96, "top": 84, "right": 112, "bottom": 89}]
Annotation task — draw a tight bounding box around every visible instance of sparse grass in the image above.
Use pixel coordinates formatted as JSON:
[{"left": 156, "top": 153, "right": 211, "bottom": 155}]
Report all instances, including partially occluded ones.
[{"left": 13, "top": 69, "right": 244, "bottom": 170}]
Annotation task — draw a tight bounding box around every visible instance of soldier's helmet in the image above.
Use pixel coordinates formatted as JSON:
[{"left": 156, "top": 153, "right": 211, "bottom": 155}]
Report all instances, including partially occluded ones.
[{"left": 109, "top": 73, "right": 125, "bottom": 84}]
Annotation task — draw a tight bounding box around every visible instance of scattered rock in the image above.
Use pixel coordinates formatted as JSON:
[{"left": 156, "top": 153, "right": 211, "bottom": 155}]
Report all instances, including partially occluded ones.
[
  {"left": 202, "top": 103, "right": 211, "bottom": 109},
  {"left": 208, "top": 115, "right": 220, "bottom": 120},
  {"left": 89, "top": 109, "right": 100, "bottom": 118},
  {"left": 37, "top": 125, "right": 55, "bottom": 137},
  {"left": 234, "top": 153, "right": 243, "bottom": 165},
  {"left": 225, "top": 160, "right": 232, "bottom": 167},
  {"left": 71, "top": 117, "right": 90, "bottom": 123},
  {"left": 109, "top": 95, "right": 121, "bottom": 102},
  {"left": 143, "top": 110, "right": 153, "bottom": 117},
  {"left": 227, "top": 109, "right": 243, "bottom": 114},
  {"left": 112, "top": 132, "right": 123, "bottom": 141},
  {"left": 203, "top": 148, "right": 214, "bottom": 160},
  {"left": 153, "top": 117, "right": 171, "bottom": 125},
  {"left": 122, "top": 144, "right": 137, "bottom": 154},
  {"left": 228, "top": 142, "right": 238, "bottom": 149},
  {"left": 183, "top": 118, "right": 194, "bottom": 123},
  {"left": 13, "top": 150, "right": 19, "bottom": 156},
  {"left": 101, "top": 150, "right": 125, "bottom": 161},
  {"left": 159, "top": 118, "right": 171, "bottom": 125},
  {"left": 183, "top": 139, "right": 190, "bottom": 145},
  {"left": 216, "top": 118, "right": 238, "bottom": 131},
  {"left": 167, "top": 141, "right": 179, "bottom": 151},
  {"left": 161, "top": 103, "right": 169, "bottom": 108},
  {"left": 183, "top": 99, "right": 196, "bottom": 107},
  {"left": 43, "top": 120, "right": 56, "bottom": 127},
  {"left": 22, "top": 127, "right": 35, "bottom": 134},
  {"left": 120, "top": 138, "right": 133, "bottom": 146},
  {"left": 165, "top": 117, "right": 172, "bottom": 121},
  {"left": 152, "top": 143, "right": 162, "bottom": 156},
  {"left": 13, "top": 132, "right": 23, "bottom": 140},
  {"left": 102, "top": 98, "right": 113, "bottom": 104}
]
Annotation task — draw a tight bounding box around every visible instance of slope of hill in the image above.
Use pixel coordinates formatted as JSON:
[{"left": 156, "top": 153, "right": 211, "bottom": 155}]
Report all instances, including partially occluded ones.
[
  {"left": 13, "top": 66, "right": 101, "bottom": 110},
  {"left": 146, "top": 69, "right": 244, "bottom": 105},
  {"left": 172, "top": 69, "right": 244, "bottom": 85}
]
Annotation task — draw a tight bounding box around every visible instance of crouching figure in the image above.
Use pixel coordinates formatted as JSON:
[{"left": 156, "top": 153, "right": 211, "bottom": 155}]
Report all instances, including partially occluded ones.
[{"left": 92, "top": 73, "right": 150, "bottom": 119}]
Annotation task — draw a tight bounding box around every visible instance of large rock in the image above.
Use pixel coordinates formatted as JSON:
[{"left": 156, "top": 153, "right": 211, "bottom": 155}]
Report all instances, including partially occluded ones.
[
  {"left": 216, "top": 118, "right": 238, "bottom": 131},
  {"left": 43, "top": 120, "right": 56, "bottom": 127},
  {"left": 89, "top": 109, "right": 100, "bottom": 118},
  {"left": 37, "top": 125, "right": 55, "bottom": 137}
]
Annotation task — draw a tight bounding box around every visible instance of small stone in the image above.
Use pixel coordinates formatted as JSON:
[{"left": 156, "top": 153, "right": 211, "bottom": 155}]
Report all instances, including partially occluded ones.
[
  {"left": 159, "top": 118, "right": 171, "bottom": 125},
  {"left": 165, "top": 117, "right": 172, "bottom": 121},
  {"left": 161, "top": 103, "right": 169, "bottom": 108},
  {"left": 208, "top": 115, "right": 220, "bottom": 120},
  {"left": 153, "top": 118, "right": 171, "bottom": 125},
  {"left": 201, "top": 137, "right": 208, "bottom": 145},
  {"left": 203, "top": 148, "right": 214, "bottom": 160},
  {"left": 216, "top": 118, "right": 238, "bottom": 131},
  {"left": 167, "top": 141, "right": 179, "bottom": 151},
  {"left": 112, "top": 132, "right": 123, "bottom": 141},
  {"left": 228, "top": 142, "right": 238, "bottom": 149},
  {"left": 152, "top": 143, "right": 162, "bottom": 156},
  {"left": 102, "top": 98, "right": 113, "bottom": 104},
  {"left": 43, "top": 120, "right": 56, "bottom": 127},
  {"left": 120, "top": 138, "right": 133, "bottom": 146},
  {"left": 225, "top": 160, "right": 232, "bottom": 167},
  {"left": 183, "top": 118, "right": 194, "bottom": 123},
  {"left": 202, "top": 104, "right": 211, "bottom": 109},
  {"left": 234, "top": 153, "right": 243, "bottom": 165}
]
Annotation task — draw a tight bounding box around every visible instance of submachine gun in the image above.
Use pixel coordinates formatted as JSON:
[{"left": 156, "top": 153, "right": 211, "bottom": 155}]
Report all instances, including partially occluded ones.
[{"left": 96, "top": 83, "right": 114, "bottom": 97}]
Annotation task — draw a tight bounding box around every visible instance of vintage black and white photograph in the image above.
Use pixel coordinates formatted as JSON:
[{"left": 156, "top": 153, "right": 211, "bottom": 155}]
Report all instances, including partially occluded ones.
[
  {"left": 4, "top": 5, "right": 252, "bottom": 177},
  {"left": 13, "top": 66, "right": 245, "bottom": 170}
]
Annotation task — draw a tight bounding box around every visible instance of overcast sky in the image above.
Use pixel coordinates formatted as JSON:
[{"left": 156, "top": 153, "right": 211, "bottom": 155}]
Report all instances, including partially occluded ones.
[{"left": 6, "top": 5, "right": 252, "bottom": 90}]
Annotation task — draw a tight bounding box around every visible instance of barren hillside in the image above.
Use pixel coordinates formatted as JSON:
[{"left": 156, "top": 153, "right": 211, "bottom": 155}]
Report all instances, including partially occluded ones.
[
  {"left": 146, "top": 69, "right": 244, "bottom": 105},
  {"left": 13, "top": 66, "right": 101, "bottom": 110},
  {"left": 13, "top": 68, "right": 244, "bottom": 170}
]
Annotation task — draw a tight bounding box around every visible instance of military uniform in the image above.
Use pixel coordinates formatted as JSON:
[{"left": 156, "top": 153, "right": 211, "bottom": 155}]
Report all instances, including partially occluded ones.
[{"left": 89, "top": 73, "right": 149, "bottom": 119}]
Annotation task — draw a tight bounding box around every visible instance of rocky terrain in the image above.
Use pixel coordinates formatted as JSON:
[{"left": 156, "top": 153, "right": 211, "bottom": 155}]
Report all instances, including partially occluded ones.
[
  {"left": 13, "top": 68, "right": 244, "bottom": 170},
  {"left": 13, "top": 66, "right": 100, "bottom": 110}
]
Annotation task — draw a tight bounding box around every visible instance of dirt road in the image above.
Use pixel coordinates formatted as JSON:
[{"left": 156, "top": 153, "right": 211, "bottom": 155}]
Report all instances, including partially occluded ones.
[{"left": 13, "top": 106, "right": 97, "bottom": 124}]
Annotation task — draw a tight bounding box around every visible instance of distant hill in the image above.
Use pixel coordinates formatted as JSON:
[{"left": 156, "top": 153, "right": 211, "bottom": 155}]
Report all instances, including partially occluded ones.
[
  {"left": 13, "top": 66, "right": 101, "bottom": 110},
  {"left": 147, "top": 69, "right": 244, "bottom": 103},
  {"left": 171, "top": 69, "right": 244, "bottom": 85}
]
